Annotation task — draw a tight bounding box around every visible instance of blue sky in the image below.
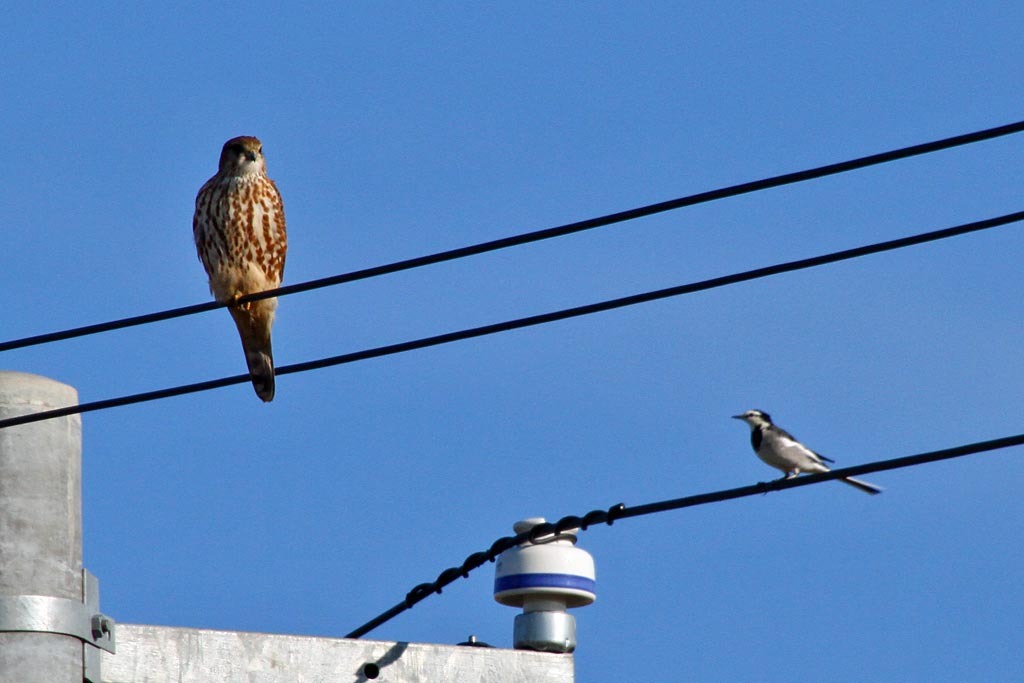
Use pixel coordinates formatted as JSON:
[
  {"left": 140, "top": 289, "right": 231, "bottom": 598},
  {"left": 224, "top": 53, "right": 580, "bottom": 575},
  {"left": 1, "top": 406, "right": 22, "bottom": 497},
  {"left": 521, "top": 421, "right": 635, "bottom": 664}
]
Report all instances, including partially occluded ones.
[{"left": 3, "top": 3, "right": 1023, "bottom": 681}]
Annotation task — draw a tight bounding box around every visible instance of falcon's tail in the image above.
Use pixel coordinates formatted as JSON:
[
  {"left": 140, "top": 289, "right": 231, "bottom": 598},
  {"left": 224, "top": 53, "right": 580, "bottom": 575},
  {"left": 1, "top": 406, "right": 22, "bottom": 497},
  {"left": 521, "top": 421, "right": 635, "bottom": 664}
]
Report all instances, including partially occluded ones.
[
  {"left": 244, "top": 344, "right": 275, "bottom": 402},
  {"left": 840, "top": 476, "right": 883, "bottom": 495},
  {"left": 229, "top": 301, "right": 277, "bottom": 403}
]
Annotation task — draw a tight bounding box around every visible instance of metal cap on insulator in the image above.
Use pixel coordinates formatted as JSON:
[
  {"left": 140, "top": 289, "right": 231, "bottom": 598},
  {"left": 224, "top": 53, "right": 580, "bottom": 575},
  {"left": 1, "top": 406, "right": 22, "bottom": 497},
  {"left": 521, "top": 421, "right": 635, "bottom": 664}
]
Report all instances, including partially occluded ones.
[{"left": 493, "top": 517, "right": 596, "bottom": 653}]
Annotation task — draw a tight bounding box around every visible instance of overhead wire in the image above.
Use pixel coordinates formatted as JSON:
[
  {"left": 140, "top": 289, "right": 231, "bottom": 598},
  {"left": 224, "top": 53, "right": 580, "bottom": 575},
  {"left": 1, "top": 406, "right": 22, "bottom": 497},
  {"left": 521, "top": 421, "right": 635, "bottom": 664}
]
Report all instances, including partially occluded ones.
[
  {"left": 344, "top": 431, "right": 1024, "bottom": 638},
  {"left": 0, "top": 209, "right": 1019, "bottom": 432},
  {"left": 3, "top": 123, "right": 1018, "bottom": 641},
  {"left": 3, "top": 119, "right": 1024, "bottom": 354}
]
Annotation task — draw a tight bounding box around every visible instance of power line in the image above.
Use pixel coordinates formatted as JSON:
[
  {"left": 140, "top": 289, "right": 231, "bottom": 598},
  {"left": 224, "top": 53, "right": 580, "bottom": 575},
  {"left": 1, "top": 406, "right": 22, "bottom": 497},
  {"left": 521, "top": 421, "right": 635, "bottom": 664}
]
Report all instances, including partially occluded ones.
[
  {"left": 345, "top": 431, "right": 1024, "bottom": 639},
  {"left": 0, "top": 209, "right": 1018, "bottom": 432},
  {"left": 3, "top": 119, "right": 1024, "bottom": 355}
]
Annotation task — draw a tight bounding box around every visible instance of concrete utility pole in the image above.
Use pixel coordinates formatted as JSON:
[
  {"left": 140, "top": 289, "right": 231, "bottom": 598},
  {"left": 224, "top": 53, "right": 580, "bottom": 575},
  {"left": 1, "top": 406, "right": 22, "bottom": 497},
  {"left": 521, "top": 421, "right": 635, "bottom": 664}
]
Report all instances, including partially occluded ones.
[
  {"left": 0, "top": 371, "right": 83, "bottom": 681},
  {"left": 0, "top": 372, "right": 573, "bottom": 683},
  {"left": 0, "top": 371, "right": 115, "bottom": 683}
]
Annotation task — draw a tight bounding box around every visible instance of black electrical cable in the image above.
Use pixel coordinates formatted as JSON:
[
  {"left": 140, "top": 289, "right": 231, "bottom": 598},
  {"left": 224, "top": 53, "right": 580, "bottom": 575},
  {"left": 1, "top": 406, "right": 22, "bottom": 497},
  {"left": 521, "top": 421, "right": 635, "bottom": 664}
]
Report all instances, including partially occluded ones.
[
  {"left": 3, "top": 119, "right": 1023, "bottom": 355},
  {"left": 344, "top": 431, "right": 1024, "bottom": 639},
  {"left": 0, "top": 209, "right": 1019, "bottom": 432}
]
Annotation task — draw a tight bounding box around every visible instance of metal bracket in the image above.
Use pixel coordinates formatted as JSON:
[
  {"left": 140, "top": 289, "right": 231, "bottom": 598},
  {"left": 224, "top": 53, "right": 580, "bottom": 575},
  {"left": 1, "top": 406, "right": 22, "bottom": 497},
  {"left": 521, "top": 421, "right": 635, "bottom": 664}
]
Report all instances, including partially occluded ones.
[{"left": 0, "top": 568, "right": 115, "bottom": 682}]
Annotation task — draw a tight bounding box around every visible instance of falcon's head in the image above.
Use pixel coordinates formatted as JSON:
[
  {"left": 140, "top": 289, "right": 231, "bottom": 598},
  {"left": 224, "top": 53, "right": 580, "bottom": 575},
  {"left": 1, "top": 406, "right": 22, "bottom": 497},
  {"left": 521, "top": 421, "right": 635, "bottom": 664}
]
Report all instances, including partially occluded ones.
[{"left": 218, "top": 136, "right": 267, "bottom": 177}]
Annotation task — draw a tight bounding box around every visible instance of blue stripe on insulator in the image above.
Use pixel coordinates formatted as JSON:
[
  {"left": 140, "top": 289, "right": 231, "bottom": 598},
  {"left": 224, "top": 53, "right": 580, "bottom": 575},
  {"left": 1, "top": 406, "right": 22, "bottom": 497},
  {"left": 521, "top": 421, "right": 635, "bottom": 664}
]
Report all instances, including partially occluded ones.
[{"left": 494, "top": 573, "right": 595, "bottom": 594}]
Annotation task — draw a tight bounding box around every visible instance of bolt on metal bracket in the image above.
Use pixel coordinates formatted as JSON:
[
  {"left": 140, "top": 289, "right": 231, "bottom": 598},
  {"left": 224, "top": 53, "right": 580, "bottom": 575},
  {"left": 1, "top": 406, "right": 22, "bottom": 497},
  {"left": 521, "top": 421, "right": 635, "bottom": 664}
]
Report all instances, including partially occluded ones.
[{"left": 0, "top": 568, "right": 115, "bottom": 682}]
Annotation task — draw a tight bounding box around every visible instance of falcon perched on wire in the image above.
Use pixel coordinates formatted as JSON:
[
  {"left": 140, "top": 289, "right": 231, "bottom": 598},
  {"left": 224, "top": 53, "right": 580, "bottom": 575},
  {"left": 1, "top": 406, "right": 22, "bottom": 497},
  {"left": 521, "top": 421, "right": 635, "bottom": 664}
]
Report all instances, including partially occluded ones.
[{"left": 194, "top": 136, "right": 287, "bottom": 402}]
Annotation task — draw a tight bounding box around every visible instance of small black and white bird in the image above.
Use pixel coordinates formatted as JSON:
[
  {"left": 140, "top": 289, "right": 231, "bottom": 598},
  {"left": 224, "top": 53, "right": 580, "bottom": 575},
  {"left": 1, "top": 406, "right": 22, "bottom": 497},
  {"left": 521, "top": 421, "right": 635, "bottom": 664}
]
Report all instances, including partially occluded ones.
[{"left": 732, "top": 409, "right": 882, "bottom": 495}]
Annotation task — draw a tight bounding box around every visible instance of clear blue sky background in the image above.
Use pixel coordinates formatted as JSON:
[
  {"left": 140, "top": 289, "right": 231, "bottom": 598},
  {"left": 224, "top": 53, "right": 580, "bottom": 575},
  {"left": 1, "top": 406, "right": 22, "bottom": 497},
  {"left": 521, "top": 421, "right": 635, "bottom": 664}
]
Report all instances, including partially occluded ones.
[{"left": 3, "top": 4, "right": 1023, "bottom": 681}]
